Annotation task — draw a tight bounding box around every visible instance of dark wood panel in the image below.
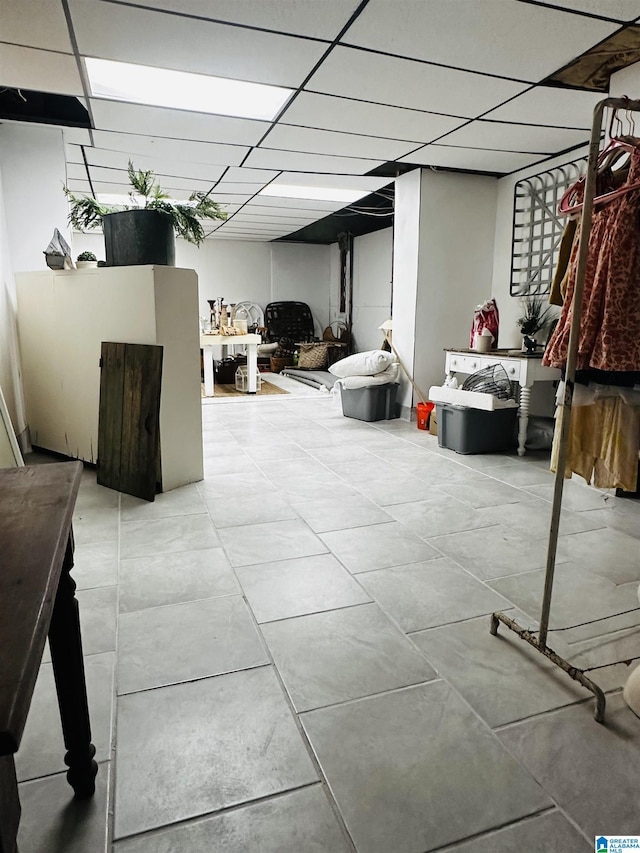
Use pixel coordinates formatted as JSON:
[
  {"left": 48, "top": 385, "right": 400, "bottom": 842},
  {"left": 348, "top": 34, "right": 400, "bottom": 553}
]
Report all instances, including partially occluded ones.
[{"left": 97, "top": 342, "right": 162, "bottom": 502}]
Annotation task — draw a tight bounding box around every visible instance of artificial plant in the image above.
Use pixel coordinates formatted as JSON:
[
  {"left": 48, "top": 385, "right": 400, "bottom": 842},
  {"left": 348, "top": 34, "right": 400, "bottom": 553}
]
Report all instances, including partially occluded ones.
[
  {"left": 517, "top": 294, "right": 553, "bottom": 337},
  {"left": 64, "top": 161, "right": 227, "bottom": 246}
]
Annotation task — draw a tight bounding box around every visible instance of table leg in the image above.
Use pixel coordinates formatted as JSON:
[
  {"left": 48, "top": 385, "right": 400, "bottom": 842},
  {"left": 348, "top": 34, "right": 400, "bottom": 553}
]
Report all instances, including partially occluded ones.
[
  {"left": 203, "top": 347, "right": 214, "bottom": 397},
  {"left": 48, "top": 537, "right": 97, "bottom": 800},
  {"left": 517, "top": 385, "right": 531, "bottom": 457},
  {"left": 247, "top": 345, "right": 257, "bottom": 394},
  {"left": 0, "top": 756, "right": 20, "bottom": 853}
]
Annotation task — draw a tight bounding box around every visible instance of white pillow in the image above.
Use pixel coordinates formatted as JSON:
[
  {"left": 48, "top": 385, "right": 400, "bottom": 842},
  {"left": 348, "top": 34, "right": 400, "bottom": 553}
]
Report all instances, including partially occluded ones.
[
  {"left": 329, "top": 350, "right": 395, "bottom": 378},
  {"left": 338, "top": 364, "right": 399, "bottom": 389}
]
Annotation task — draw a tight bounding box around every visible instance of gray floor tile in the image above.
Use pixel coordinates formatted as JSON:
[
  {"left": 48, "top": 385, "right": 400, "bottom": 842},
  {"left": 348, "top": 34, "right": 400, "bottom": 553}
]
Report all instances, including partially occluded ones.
[
  {"left": 257, "top": 457, "right": 334, "bottom": 480},
  {"left": 301, "top": 681, "right": 551, "bottom": 853},
  {"left": 489, "top": 562, "right": 640, "bottom": 643},
  {"left": 72, "top": 507, "right": 119, "bottom": 545},
  {"left": 198, "top": 472, "right": 278, "bottom": 499},
  {"left": 439, "top": 478, "right": 528, "bottom": 508},
  {"left": 261, "top": 603, "right": 435, "bottom": 711},
  {"left": 498, "top": 693, "right": 640, "bottom": 839},
  {"left": 412, "top": 613, "right": 587, "bottom": 727},
  {"left": 350, "top": 472, "right": 436, "bottom": 506},
  {"left": 76, "top": 585, "right": 118, "bottom": 656},
  {"left": 386, "top": 493, "right": 488, "bottom": 538},
  {"left": 359, "top": 559, "right": 511, "bottom": 632},
  {"left": 18, "top": 763, "right": 111, "bottom": 853},
  {"left": 568, "top": 625, "right": 640, "bottom": 693},
  {"left": 443, "top": 810, "right": 589, "bottom": 852},
  {"left": 237, "top": 554, "right": 371, "bottom": 623},
  {"left": 244, "top": 441, "right": 311, "bottom": 461},
  {"left": 319, "top": 522, "right": 438, "bottom": 574},
  {"left": 428, "top": 524, "right": 556, "bottom": 580},
  {"left": 117, "top": 596, "right": 268, "bottom": 694},
  {"left": 72, "top": 540, "right": 118, "bottom": 590},
  {"left": 114, "top": 667, "right": 317, "bottom": 838},
  {"left": 309, "top": 444, "right": 375, "bottom": 464},
  {"left": 580, "top": 506, "right": 640, "bottom": 541},
  {"left": 294, "top": 494, "right": 393, "bottom": 533},
  {"left": 119, "top": 548, "right": 239, "bottom": 613},
  {"left": 76, "top": 478, "right": 120, "bottom": 510},
  {"left": 524, "top": 479, "right": 611, "bottom": 511},
  {"left": 219, "top": 519, "right": 328, "bottom": 567},
  {"left": 16, "top": 653, "right": 114, "bottom": 782},
  {"left": 557, "top": 528, "right": 640, "bottom": 585},
  {"left": 269, "top": 473, "right": 361, "bottom": 502},
  {"left": 486, "top": 462, "right": 556, "bottom": 487},
  {"left": 113, "top": 784, "right": 353, "bottom": 853},
  {"left": 120, "top": 515, "right": 221, "bottom": 559},
  {"left": 120, "top": 483, "right": 206, "bottom": 521},
  {"left": 203, "top": 453, "right": 258, "bottom": 476},
  {"left": 477, "top": 499, "right": 604, "bottom": 540},
  {"left": 205, "top": 491, "right": 298, "bottom": 527}
]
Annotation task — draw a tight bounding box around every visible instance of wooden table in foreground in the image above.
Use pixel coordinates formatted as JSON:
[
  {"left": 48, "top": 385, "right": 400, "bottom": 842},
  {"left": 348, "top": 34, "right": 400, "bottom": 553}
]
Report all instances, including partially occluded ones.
[
  {"left": 0, "top": 463, "right": 97, "bottom": 853},
  {"left": 444, "top": 349, "right": 562, "bottom": 456}
]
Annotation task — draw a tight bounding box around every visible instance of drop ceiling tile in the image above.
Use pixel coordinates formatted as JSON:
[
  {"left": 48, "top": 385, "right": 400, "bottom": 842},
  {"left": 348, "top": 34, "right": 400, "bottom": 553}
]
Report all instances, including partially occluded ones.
[
  {"left": 483, "top": 86, "right": 606, "bottom": 128},
  {"left": 66, "top": 162, "right": 90, "bottom": 181},
  {"left": 116, "top": 0, "right": 358, "bottom": 39},
  {"left": 244, "top": 147, "right": 383, "bottom": 174},
  {"left": 238, "top": 206, "right": 319, "bottom": 220},
  {"left": 207, "top": 193, "right": 256, "bottom": 205},
  {"left": 274, "top": 172, "right": 389, "bottom": 192},
  {"left": 65, "top": 179, "right": 92, "bottom": 194},
  {"left": 85, "top": 164, "right": 223, "bottom": 191},
  {"left": 0, "top": 44, "right": 83, "bottom": 96},
  {"left": 213, "top": 182, "right": 268, "bottom": 195},
  {"left": 345, "top": 0, "right": 617, "bottom": 82},
  {"left": 438, "top": 120, "right": 589, "bottom": 153},
  {"left": 90, "top": 130, "right": 247, "bottom": 168},
  {"left": 90, "top": 100, "right": 268, "bottom": 146},
  {"left": 229, "top": 215, "right": 309, "bottom": 228},
  {"left": 246, "top": 197, "right": 342, "bottom": 212},
  {"left": 1, "top": 0, "right": 73, "bottom": 52},
  {"left": 85, "top": 150, "right": 226, "bottom": 183},
  {"left": 307, "top": 46, "right": 529, "bottom": 116},
  {"left": 538, "top": 0, "right": 640, "bottom": 21},
  {"left": 400, "top": 146, "right": 543, "bottom": 173},
  {"left": 69, "top": 0, "right": 325, "bottom": 88},
  {"left": 223, "top": 167, "right": 281, "bottom": 183},
  {"left": 283, "top": 91, "right": 466, "bottom": 140},
  {"left": 63, "top": 128, "right": 92, "bottom": 146},
  {"left": 261, "top": 124, "right": 418, "bottom": 160},
  {"left": 65, "top": 143, "right": 84, "bottom": 164}
]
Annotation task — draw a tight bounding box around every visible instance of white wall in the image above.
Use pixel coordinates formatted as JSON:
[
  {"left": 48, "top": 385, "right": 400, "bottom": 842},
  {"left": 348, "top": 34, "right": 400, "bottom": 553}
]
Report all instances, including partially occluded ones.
[
  {"left": 391, "top": 169, "right": 498, "bottom": 414},
  {"left": 270, "top": 242, "right": 331, "bottom": 336},
  {"left": 0, "top": 124, "right": 70, "bottom": 273},
  {"left": 391, "top": 169, "right": 422, "bottom": 411},
  {"left": 0, "top": 123, "right": 69, "bottom": 445},
  {"left": 351, "top": 228, "right": 392, "bottom": 353}
]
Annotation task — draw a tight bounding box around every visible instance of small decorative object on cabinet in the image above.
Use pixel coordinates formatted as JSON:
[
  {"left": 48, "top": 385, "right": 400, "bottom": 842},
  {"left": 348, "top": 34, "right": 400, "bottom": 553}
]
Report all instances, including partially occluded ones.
[
  {"left": 516, "top": 295, "right": 553, "bottom": 351},
  {"left": 64, "top": 161, "right": 227, "bottom": 267},
  {"left": 76, "top": 251, "right": 98, "bottom": 269}
]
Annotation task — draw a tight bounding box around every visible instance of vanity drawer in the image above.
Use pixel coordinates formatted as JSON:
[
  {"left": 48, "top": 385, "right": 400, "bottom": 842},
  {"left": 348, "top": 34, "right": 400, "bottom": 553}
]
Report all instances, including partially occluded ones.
[{"left": 446, "top": 353, "right": 521, "bottom": 382}]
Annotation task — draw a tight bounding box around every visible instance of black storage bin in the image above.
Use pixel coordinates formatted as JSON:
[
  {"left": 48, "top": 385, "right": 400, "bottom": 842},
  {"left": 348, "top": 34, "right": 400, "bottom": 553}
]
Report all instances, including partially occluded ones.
[
  {"left": 341, "top": 383, "right": 399, "bottom": 422},
  {"left": 436, "top": 403, "right": 517, "bottom": 454},
  {"left": 215, "top": 356, "right": 247, "bottom": 384}
]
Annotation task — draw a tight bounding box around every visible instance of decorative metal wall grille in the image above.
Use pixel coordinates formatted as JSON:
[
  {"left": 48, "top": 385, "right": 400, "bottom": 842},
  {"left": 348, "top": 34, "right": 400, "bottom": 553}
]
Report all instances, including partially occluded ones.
[{"left": 510, "top": 157, "right": 586, "bottom": 297}]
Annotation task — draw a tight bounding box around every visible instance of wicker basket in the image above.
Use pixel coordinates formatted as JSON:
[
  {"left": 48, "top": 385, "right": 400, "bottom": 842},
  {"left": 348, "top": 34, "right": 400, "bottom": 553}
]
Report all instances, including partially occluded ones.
[{"left": 270, "top": 356, "right": 293, "bottom": 373}]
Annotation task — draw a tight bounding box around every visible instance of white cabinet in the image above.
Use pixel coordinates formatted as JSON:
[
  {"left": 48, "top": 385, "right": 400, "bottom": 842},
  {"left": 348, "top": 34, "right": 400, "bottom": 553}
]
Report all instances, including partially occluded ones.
[{"left": 16, "top": 265, "right": 203, "bottom": 491}]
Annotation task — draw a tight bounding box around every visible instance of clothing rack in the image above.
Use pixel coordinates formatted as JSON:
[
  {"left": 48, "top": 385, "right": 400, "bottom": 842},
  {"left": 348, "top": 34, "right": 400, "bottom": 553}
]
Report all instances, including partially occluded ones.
[{"left": 490, "top": 96, "right": 640, "bottom": 725}]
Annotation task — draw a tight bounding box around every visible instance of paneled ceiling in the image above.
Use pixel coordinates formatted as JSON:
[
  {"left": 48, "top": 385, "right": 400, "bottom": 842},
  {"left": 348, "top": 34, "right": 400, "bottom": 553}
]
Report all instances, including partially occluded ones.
[{"left": 1, "top": 0, "right": 638, "bottom": 242}]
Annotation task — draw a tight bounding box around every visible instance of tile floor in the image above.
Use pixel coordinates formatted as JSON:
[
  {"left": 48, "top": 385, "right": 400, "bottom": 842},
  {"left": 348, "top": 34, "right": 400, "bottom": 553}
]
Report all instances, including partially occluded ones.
[{"left": 16, "top": 391, "right": 640, "bottom": 853}]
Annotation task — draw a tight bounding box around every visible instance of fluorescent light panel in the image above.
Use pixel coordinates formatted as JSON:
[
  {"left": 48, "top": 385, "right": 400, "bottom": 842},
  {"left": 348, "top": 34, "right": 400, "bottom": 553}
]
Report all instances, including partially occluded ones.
[
  {"left": 259, "top": 184, "right": 369, "bottom": 203},
  {"left": 86, "top": 58, "right": 293, "bottom": 121}
]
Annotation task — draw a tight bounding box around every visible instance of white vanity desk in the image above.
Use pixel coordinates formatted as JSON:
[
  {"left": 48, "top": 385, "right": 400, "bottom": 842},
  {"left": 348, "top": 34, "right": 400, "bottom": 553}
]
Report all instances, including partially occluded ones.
[{"left": 444, "top": 349, "right": 562, "bottom": 456}]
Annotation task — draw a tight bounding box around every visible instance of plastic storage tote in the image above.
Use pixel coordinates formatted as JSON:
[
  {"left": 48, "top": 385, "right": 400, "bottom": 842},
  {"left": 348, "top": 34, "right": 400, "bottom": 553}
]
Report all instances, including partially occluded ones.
[
  {"left": 341, "top": 383, "right": 399, "bottom": 422},
  {"left": 436, "top": 402, "right": 516, "bottom": 454}
]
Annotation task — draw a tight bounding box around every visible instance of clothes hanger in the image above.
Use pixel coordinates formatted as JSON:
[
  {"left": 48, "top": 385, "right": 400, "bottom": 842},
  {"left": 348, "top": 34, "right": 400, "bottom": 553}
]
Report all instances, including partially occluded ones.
[{"left": 558, "top": 102, "right": 640, "bottom": 216}]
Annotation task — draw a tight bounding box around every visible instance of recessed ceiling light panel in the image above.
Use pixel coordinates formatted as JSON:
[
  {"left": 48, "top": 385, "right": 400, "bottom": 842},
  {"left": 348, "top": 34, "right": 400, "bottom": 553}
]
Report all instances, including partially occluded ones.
[{"left": 85, "top": 58, "right": 292, "bottom": 121}]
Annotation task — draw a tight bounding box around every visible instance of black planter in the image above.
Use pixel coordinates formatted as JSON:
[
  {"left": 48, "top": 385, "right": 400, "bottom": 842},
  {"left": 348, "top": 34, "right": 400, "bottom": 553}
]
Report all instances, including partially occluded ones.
[{"left": 102, "top": 209, "right": 176, "bottom": 267}]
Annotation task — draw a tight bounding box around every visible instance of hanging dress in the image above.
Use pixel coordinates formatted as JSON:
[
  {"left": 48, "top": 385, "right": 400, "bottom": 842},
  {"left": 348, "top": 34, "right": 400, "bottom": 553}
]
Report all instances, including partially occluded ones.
[{"left": 544, "top": 146, "right": 640, "bottom": 373}]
